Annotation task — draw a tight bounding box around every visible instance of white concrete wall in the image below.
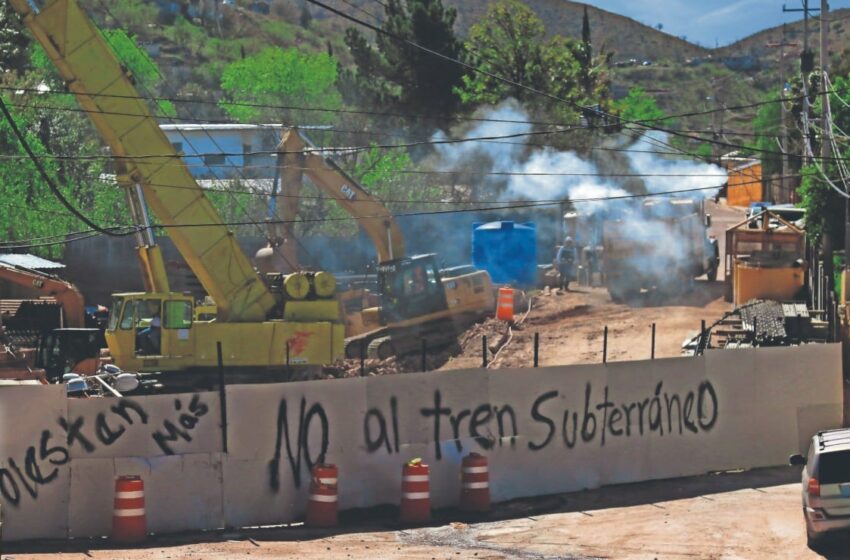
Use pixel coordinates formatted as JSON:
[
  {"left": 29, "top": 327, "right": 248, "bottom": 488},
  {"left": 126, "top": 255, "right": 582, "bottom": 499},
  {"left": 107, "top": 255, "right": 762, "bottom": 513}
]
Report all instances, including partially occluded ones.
[{"left": 0, "top": 344, "right": 841, "bottom": 541}]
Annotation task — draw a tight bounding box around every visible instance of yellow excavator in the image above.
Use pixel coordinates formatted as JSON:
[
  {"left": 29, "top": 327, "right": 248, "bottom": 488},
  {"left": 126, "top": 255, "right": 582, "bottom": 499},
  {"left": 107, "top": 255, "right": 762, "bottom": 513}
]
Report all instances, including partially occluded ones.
[
  {"left": 10, "top": 0, "right": 345, "bottom": 383},
  {"left": 256, "top": 128, "right": 495, "bottom": 359}
]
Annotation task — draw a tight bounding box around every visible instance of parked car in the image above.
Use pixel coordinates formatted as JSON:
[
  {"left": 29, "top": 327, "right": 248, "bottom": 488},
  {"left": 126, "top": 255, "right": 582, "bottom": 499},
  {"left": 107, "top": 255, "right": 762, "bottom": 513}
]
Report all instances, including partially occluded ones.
[{"left": 789, "top": 429, "right": 850, "bottom": 546}]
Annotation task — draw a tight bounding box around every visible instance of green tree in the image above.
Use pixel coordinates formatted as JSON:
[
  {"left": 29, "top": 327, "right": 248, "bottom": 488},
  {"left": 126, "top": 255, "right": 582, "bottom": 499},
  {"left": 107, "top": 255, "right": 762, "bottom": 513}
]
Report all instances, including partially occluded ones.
[
  {"left": 166, "top": 16, "right": 207, "bottom": 56},
  {"left": 0, "top": 3, "right": 29, "bottom": 73},
  {"left": 219, "top": 47, "right": 341, "bottom": 124},
  {"left": 578, "top": 6, "right": 593, "bottom": 98},
  {"left": 343, "top": 0, "right": 465, "bottom": 117},
  {"left": 102, "top": 0, "right": 158, "bottom": 36},
  {"left": 0, "top": 20, "right": 166, "bottom": 256},
  {"left": 614, "top": 87, "right": 665, "bottom": 123},
  {"left": 455, "top": 0, "right": 547, "bottom": 106},
  {"left": 455, "top": 0, "right": 609, "bottom": 122},
  {"left": 28, "top": 28, "right": 176, "bottom": 117},
  {"left": 796, "top": 73, "right": 850, "bottom": 249},
  {"left": 0, "top": 97, "right": 127, "bottom": 257},
  {"left": 297, "top": 146, "right": 443, "bottom": 238},
  {"left": 299, "top": 4, "right": 313, "bottom": 28}
]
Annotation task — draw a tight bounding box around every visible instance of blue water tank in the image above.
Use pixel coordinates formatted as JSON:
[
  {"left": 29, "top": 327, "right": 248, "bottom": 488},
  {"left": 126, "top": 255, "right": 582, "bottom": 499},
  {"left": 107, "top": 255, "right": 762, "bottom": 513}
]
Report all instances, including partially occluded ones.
[{"left": 472, "top": 221, "right": 537, "bottom": 286}]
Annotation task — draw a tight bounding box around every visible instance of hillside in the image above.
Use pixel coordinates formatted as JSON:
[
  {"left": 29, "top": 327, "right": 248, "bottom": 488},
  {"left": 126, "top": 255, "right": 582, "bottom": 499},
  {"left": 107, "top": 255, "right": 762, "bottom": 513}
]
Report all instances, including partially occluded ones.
[
  {"left": 443, "top": 0, "right": 708, "bottom": 61},
  {"left": 718, "top": 8, "right": 850, "bottom": 64},
  {"left": 72, "top": 0, "right": 836, "bottom": 146},
  {"left": 318, "top": 0, "right": 709, "bottom": 62}
]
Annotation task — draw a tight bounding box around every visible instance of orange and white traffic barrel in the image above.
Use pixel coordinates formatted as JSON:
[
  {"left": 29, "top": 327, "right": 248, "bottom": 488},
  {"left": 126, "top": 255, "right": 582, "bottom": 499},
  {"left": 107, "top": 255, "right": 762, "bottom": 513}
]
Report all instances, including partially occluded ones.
[
  {"left": 112, "top": 475, "right": 146, "bottom": 543},
  {"left": 496, "top": 287, "right": 514, "bottom": 321},
  {"left": 460, "top": 452, "right": 490, "bottom": 512},
  {"left": 400, "top": 458, "right": 430, "bottom": 524},
  {"left": 305, "top": 464, "right": 338, "bottom": 527}
]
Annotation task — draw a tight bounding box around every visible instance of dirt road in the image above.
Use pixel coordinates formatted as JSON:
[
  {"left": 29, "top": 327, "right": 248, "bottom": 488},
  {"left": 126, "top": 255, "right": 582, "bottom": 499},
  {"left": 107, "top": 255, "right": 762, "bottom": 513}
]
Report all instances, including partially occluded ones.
[
  {"left": 9, "top": 467, "right": 847, "bottom": 559},
  {"left": 442, "top": 201, "right": 745, "bottom": 371}
]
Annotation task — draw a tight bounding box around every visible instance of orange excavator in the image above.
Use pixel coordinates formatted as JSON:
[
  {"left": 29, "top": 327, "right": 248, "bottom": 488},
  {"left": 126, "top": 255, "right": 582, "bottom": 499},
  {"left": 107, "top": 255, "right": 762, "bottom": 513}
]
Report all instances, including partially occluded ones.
[
  {"left": 0, "top": 263, "right": 102, "bottom": 381},
  {"left": 0, "top": 262, "right": 85, "bottom": 328}
]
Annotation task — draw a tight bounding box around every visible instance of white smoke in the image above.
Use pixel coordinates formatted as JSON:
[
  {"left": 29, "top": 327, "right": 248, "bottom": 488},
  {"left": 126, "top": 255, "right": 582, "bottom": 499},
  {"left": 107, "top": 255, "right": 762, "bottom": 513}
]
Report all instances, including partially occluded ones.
[
  {"left": 431, "top": 100, "right": 726, "bottom": 212},
  {"left": 432, "top": 99, "right": 529, "bottom": 174},
  {"left": 429, "top": 101, "right": 727, "bottom": 293},
  {"left": 627, "top": 131, "right": 727, "bottom": 195},
  {"left": 504, "top": 148, "right": 627, "bottom": 213}
]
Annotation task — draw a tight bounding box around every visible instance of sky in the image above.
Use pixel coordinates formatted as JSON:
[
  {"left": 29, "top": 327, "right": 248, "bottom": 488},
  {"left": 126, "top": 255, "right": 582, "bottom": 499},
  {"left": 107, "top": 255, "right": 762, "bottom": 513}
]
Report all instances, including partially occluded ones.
[{"left": 582, "top": 0, "right": 850, "bottom": 47}]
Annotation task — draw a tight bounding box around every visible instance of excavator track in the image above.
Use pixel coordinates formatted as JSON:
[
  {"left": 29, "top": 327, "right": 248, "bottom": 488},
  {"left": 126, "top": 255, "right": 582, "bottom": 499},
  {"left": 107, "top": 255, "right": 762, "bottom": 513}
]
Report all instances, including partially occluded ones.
[
  {"left": 346, "top": 315, "right": 482, "bottom": 361},
  {"left": 367, "top": 336, "right": 395, "bottom": 361}
]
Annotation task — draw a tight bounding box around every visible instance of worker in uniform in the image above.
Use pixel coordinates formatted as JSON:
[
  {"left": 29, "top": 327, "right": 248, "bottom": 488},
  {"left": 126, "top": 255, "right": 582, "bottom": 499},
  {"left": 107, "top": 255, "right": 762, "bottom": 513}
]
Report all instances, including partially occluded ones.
[
  {"left": 554, "top": 237, "right": 577, "bottom": 292},
  {"left": 136, "top": 309, "right": 162, "bottom": 355}
]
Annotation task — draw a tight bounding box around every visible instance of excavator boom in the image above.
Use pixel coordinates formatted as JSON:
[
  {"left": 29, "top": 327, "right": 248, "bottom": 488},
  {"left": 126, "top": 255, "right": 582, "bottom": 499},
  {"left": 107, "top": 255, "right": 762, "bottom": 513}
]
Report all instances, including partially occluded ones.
[
  {"left": 277, "top": 129, "right": 405, "bottom": 264},
  {"left": 0, "top": 263, "right": 85, "bottom": 328},
  {"left": 271, "top": 129, "right": 495, "bottom": 359},
  {"left": 9, "top": 0, "right": 275, "bottom": 322}
]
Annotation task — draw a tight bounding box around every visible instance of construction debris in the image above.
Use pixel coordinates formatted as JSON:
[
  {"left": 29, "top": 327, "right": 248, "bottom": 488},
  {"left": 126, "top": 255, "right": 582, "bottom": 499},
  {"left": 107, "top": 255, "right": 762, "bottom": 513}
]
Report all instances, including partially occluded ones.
[{"left": 687, "top": 299, "right": 829, "bottom": 353}]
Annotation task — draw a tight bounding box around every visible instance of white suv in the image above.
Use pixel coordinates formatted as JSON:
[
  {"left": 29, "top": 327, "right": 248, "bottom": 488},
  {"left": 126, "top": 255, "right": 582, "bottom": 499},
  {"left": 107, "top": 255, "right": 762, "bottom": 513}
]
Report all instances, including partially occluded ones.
[{"left": 790, "top": 429, "right": 850, "bottom": 546}]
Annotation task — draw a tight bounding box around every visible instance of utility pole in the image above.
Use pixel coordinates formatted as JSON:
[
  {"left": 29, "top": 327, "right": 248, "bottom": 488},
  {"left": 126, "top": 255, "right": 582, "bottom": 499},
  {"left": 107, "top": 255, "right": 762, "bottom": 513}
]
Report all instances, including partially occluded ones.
[
  {"left": 783, "top": 1, "right": 818, "bottom": 55},
  {"left": 767, "top": 25, "right": 798, "bottom": 202},
  {"left": 821, "top": 0, "right": 830, "bottom": 163},
  {"left": 818, "top": 0, "right": 838, "bottom": 296},
  {"left": 784, "top": 1, "right": 821, "bottom": 165}
]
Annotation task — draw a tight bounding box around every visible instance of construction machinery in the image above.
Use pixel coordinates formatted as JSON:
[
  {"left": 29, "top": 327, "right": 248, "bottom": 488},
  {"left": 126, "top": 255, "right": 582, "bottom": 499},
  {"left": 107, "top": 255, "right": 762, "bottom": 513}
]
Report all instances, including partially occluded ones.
[
  {"left": 10, "top": 0, "right": 344, "bottom": 381},
  {"left": 0, "top": 263, "right": 105, "bottom": 381},
  {"left": 600, "top": 198, "right": 718, "bottom": 301},
  {"left": 256, "top": 128, "right": 495, "bottom": 359},
  {"left": 0, "top": 317, "right": 45, "bottom": 382},
  {"left": 0, "top": 261, "right": 85, "bottom": 329}
]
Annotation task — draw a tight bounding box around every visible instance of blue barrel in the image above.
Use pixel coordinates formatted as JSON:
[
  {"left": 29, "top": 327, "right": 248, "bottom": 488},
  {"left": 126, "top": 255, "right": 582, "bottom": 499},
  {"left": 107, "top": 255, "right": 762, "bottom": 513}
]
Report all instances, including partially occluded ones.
[{"left": 472, "top": 221, "right": 537, "bottom": 286}]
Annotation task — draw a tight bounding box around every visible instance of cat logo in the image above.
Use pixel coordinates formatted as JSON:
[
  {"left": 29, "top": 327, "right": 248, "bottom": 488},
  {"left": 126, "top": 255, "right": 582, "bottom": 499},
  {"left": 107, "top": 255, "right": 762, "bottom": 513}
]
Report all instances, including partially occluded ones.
[{"left": 340, "top": 184, "right": 357, "bottom": 200}]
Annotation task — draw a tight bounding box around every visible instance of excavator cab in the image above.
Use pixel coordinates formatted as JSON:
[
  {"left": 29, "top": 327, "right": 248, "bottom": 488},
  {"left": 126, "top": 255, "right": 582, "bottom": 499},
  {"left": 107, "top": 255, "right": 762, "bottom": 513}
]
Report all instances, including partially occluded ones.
[
  {"left": 36, "top": 328, "right": 105, "bottom": 382},
  {"left": 377, "top": 255, "right": 448, "bottom": 323}
]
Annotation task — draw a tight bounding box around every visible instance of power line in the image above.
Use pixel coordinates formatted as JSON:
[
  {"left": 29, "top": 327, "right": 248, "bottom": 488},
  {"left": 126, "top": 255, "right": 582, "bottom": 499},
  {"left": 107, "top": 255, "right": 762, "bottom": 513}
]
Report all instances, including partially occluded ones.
[
  {"left": 1, "top": 85, "right": 575, "bottom": 127},
  {"left": 0, "top": 126, "right": 578, "bottom": 159},
  {"left": 3, "top": 98, "right": 789, "bottom": 141},
  {"left": 0, "top": 148, "right": 737, "bottom": 179},
  {"left": 91, "top": 0, "right": 310, "bottom": 272},
  {"left": 306, "top": 0, "right": 850, "bottom": 163},
  {"left": 0, "top": 96, "right": 136, "bottom": 238},
  {"left": 12, "top": 80, "right": 850, "bottom": 163},
  {"left": 5, "top": 75, "right": 843, "bottom": 132},
  {"left": 0, "top": 175, "right": 785, "bottom": 251}
]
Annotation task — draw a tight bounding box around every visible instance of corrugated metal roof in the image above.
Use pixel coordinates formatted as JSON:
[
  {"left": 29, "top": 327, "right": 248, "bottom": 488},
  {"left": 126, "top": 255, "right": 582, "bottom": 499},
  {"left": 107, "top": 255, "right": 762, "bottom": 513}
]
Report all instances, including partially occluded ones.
[
  {"left": 159, "top": 124, "right": 332, "bottom": 131},
  {"left": 0, "top": 253, "right": 65, "bottom": 270}
]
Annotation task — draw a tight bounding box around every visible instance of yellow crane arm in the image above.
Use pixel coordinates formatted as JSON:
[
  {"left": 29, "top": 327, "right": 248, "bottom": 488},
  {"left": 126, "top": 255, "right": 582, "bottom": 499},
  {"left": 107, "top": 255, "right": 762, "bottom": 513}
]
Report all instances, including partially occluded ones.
[
  {"left": 279, "top": 129, "right": 405, "bottom": 263},
  {"left": 10, "top": 0, "right": 275, "bottom": 322}
]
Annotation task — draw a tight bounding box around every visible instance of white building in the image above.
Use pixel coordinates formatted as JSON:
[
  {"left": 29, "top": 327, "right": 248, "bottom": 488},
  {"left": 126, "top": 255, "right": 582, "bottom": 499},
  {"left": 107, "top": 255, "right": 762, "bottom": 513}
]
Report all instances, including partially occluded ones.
[{"left": 159, "top": 123, "right": 282, "bottom": 180}]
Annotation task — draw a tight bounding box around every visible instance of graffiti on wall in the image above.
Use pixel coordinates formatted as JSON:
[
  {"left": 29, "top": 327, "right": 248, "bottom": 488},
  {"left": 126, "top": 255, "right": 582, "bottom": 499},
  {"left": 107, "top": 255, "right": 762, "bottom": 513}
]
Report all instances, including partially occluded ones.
[
  {"left": 267, "top": 379, "right": 719, "bottom": 488},
  {"left": 0, "top": 394, "right": 211, "bottom": 507}
]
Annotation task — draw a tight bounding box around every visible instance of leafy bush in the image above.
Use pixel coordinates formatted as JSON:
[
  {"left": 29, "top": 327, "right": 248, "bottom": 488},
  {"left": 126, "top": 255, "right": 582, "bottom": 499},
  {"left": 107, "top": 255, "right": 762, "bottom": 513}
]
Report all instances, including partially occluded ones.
[{"left": 219, "top": 47, "right": 342, "bottom": 124}]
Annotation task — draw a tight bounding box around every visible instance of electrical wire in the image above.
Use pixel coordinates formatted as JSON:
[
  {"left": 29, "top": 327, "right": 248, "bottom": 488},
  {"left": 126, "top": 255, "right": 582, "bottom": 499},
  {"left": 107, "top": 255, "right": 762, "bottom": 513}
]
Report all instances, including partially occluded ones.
[
  {"left": 13, "top": 78, "right": 850, "bottom": 163},
  {"left": 92, "top": 0, "right": 308, "bottom": 272},
  {"left": 0, "top": 174, "right": 791, "bottom": 250},
  {"left": 0, "top": 95, "right": 137, "bottom": 237},
  {"left": 4, "top": 70, "right": 846, "bottom": 131},
  {"left": 101, "top": 172, "right": 741, "bottom": 203},
  {"left": 2, "top": 98, "right": 789, "bottom": 141},
  {"left": 305, "top": 0, "right": 850, "bottom": 165}
]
